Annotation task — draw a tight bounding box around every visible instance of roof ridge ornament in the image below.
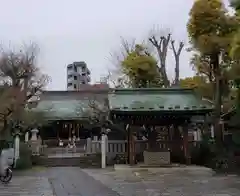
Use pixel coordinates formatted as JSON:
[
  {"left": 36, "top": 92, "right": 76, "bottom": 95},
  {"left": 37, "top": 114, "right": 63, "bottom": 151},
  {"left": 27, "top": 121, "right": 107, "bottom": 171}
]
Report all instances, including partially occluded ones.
[{"left": 159, "top": 105, "right": 164, "bottom": 109}]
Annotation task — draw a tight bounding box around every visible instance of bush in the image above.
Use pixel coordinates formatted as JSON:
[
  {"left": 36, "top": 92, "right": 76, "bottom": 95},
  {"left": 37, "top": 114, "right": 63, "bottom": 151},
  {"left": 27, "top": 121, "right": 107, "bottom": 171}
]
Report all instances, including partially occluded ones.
[
  {"left": 0, "top": 140, "right": 13, "bottom": 154},
  {"left": 191, "top": 143, "right": 213, "bottom": 166},
  {"left": 15, "top": 142, "right": 32, "bottom": 170},
  {"left": 191, "top": 140, "right": 240, "bottom": 172}
]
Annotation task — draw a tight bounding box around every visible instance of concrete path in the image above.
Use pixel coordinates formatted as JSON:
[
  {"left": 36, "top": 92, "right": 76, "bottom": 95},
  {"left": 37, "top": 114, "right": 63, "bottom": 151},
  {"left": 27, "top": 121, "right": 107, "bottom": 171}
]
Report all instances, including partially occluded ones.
[
  {"left": 0, "top": 176, "right": 54, "bottom": 196},
  {"left": 3, "top": 166, "right": 240, "bottom": 196},
  {"left": 47, "top": 167, "right": 120, "bottom": 196},
  {"left": 3, "top": 167, "right": 120, "bottom": 196},
  {"left": 83, "top": 167, "right": 240, "bottom": 196}
]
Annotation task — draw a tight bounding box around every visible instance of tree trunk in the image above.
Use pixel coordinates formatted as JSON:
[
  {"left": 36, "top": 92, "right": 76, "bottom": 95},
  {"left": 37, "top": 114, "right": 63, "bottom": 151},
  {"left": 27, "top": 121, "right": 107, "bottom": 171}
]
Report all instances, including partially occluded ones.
[
  {"left": 171, "top": 40, "right": 183, "bottom": 86},
  {"left": 161, "top": 67, "right": 169, "bottom": 87},
  {"left": 211, "top": 52, "right": 223, "bottom": 145},
  {"left": 175, "top": 57, "right": 180, "bottom": 85}
]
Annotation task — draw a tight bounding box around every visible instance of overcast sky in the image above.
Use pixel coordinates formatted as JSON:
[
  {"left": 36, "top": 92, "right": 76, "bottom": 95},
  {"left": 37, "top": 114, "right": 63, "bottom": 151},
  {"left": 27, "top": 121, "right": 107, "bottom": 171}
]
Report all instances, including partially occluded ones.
[{"left": 0, "top": 0, "right": 231, "bottom": 90}]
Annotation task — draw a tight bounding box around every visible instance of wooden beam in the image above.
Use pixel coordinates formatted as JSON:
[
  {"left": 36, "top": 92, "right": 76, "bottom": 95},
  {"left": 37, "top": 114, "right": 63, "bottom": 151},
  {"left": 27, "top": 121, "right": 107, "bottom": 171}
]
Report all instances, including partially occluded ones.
[
  {"left": 182, "top": 123, "right": 191, "bottom": 165},
  {"left": 129, "top": 125, "right": 135, "bottom": 165}
]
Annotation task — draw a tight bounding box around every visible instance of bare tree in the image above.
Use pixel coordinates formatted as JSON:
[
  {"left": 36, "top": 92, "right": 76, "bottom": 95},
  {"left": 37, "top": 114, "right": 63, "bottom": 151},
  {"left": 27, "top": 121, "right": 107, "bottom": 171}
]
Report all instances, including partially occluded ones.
[
  {"left": 170, "top": 40, "right": 184, "bottom": 85},
  {"left": 0, "top": 43, "right": 50, "bottom": 139},
  {"left": 149, "top": 30, "right": 171, "bottom": 87},
  {"left": 88, "top": 98, "right": 110, "bottom": 126},
  {"left": 109, "top": 37, "right": 145, "bottom": 87},
  {"left": 83, "top": 97, "right": 126, "bottom": 134},
  {"left": 110, "top": 37, "right": 136, "bottom": 68},
  {"left": 102, "top": 69, "right": 129, "bottom": 88}
]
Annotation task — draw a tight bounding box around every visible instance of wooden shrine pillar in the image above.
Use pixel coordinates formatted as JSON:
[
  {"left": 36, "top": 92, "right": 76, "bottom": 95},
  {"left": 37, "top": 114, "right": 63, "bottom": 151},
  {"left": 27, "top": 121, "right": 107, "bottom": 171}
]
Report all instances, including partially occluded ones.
[
  {"left": 77, "top": 123, "right": 80, "bottom": 140},
  {"left": 172, "top": 124, "right": 181, "bottom": 155},
  {"left": 68, "top": 123, "right": 71, "bottom": 140},
  {"left": 182, "top": 122, "right": 191, "bottom": 165},
  {"left": 127, "top": 124, "right": 136, "bottom": 165},
  {"left": 56, "top": 121, "right": 59, "bottom": 139}
]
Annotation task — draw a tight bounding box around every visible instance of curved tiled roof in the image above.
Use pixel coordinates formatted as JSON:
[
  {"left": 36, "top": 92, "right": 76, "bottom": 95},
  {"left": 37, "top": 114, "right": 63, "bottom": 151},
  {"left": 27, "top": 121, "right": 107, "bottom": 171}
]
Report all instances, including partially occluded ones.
[
  {"left": 30, "top": 88, "right": 213, "bottom": 120},
  {"left": 108, "top": 88, "right": 213, "bottom": 112}
]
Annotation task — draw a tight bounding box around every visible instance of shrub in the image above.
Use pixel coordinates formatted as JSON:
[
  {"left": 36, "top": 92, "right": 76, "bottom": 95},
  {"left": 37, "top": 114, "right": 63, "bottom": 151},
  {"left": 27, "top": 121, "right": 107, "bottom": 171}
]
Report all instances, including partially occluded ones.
[
  {"left": 191, "top": 143, "right": 213, "bottom": 166},
  {"left": 15, "top": 142, "right": 32, "bottom": 170},
  {"left": 0, "top": 140, "right": 13, "bottom": 154}
]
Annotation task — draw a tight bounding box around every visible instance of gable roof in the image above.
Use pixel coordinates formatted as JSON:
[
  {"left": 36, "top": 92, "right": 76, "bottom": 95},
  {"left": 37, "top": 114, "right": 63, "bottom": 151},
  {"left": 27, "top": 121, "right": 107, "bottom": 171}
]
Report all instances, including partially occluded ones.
[
  {"left": 108, "top": 88, "right": 213, "bottom": 113},
  {"left": 30, "top": 90, "right": 108, "bottom": 120},
  {"left": 30, "top": 88, "right": 214, "bottom": 120}
]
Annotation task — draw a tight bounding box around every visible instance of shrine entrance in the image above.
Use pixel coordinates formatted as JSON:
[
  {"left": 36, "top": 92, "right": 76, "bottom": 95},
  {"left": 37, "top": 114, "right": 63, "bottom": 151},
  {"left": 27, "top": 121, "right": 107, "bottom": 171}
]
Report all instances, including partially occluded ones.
[
  {"left": 56, "top": 121, "right": 81, "bottom": 140},
  {"left": 41, "top": 120, "right": 99, "bottom": 148},
  {"left": 108, "top": 88, "right": 213, "bottom": 166}
]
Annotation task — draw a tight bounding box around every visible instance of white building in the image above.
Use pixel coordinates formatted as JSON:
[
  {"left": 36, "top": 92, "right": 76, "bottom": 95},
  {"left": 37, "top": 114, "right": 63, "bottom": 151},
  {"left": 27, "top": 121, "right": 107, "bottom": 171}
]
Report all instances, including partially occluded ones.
[{"left": 67, "top": 62, "right": 91, "bottom": 91}]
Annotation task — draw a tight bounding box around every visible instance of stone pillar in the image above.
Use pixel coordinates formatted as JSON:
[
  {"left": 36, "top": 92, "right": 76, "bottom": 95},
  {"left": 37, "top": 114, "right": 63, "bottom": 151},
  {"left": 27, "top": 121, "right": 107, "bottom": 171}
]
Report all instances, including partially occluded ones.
[
  {"left": 25, "top": 131, "right": 29, "bottom": 142},
  {"left": 14, "top": 135, "right": 20, "bottom": 167},
  {"left": 30, "top": 128, "right": 39, "bottom": 141},
  {"left": 86, "top": 137, "right": 92, "bottom": 154},
  {"left": 211, "top": 125, "right": 214, "bottom": 138},
  {"left": 101, "top": 134, "right": 106, "bottom": 168}
]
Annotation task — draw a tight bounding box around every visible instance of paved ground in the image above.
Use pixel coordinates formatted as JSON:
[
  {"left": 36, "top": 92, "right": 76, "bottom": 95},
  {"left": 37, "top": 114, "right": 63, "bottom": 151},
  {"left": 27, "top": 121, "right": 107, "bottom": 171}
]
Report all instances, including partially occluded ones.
[
  {"left": 2, "top": 166, "right": 240, "bottom": 196},
  {"left": 83, "top": 167, "right": 240, "bottom": 196},
  {"left": 2, "top": 167, "right": 120, "bottom": 196},
  {"left": 47, "top": 167, "right": 120, "bottom": 196},
  {"left": 0, "top": 176, "right": 54, "bottom": 196}
]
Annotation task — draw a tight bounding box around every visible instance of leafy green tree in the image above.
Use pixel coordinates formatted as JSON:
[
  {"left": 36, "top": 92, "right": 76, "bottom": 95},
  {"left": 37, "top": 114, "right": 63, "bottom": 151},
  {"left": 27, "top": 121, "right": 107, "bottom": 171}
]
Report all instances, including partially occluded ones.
[
  {"left": 229, "top": 0, "right": 240, "bottom": 118},
  {"left": 108, "top": 38, "right": 136, "bottom": 87},
  {"left": 121, "top": 44, "right": 161, "bottom": 88},
  {"left": 180, "top": 76, "right": 213, "bottom": 100},
  {"left": 187, "top": 0, "right": 238, "bottom": 142}
]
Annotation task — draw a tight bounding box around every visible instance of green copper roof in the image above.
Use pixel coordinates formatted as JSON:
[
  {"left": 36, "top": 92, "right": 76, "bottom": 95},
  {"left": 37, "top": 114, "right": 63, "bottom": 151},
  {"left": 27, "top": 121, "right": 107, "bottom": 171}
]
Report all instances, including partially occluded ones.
[
  {"left": 108, "top": 88, "right": 213, "bottom": 112},
  {"left": 29, "top": 90, "right": 108, "bottom": 120},
  {"left": 31, "top": 100, "right": 91, "bottom": 120}
]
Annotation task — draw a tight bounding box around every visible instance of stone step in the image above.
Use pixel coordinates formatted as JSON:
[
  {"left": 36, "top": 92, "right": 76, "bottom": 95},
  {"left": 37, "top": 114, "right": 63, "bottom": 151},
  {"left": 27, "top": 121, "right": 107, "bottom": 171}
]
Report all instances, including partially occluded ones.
[
  {"left": 37, "top": 155, "right": 101, "bottom": 168},
  {"left": 44, "top": 140, "right": 86, "bottom": 147},
  {"left": 45, "top": 147, "right": 86, "bottom": 154}
]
